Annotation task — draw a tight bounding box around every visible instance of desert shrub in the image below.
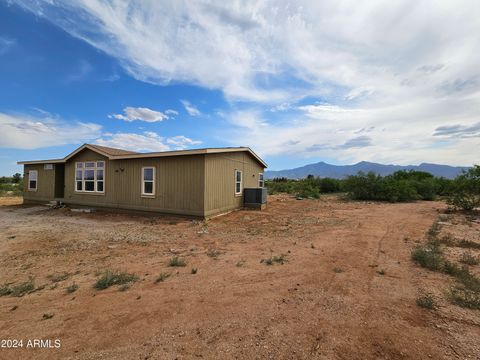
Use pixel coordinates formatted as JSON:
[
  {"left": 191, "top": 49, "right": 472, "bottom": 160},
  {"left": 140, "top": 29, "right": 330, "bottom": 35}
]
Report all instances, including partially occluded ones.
[
  {"left": 47, "top": 272, "right": 70, "bottom": 283},
  {"left": 460, "top": 252, "right": 479, "bottom": 266},
  {"left": 93, "top": 270, "right": 138, "bottom": 290},
  {"left": 456, "top": 239, "right": 480, "bottom": 249},
  {"left": 447, "top": 165, "right": 480, "bottom": 211},
  {"left": 66, "top": 284, "right": 79, "bottom": 294},
  {"left": 449, "top": 287, "right": 480, "bottom": 309},
  {"left": 168, "top": 256, "right": 186, "bottom": 267},
  {"left": 0, "top": 279, "right": 36, "bottom": 297},
  {"left": 416, "top": 294, "right": 436, "bottom": 309},
  {"left": 411, "top": 245, "right": 443, "bottom": 271},
  {"left": 318, "top": 177, "right": 342, "bottom": 193},
  {"left": 154, "top": 272, "right": 170, "bottom": 283},
  {"left": 207, "top": 249, "right": 220, "bottom": 258},
  {"left": 262, "top": 254, "right": 287, "bottom": 265},
  {"left": 344, "top": 171, "right": 440, "bottom": 202}
]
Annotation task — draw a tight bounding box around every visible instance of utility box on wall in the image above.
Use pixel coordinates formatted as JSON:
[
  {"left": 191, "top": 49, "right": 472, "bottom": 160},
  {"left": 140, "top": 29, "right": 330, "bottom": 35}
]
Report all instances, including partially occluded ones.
[{"left": 244, "top": 188, "right": 267, "bottom": 209}]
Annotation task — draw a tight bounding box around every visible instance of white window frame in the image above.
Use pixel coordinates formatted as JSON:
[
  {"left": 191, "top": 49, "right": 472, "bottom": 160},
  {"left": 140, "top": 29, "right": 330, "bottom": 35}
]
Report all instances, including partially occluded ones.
[
  {"left": 28, "top": 170, "right": 38, "bottom": 191},
  {"left": 74, "top": 161, "right": 105, "bottom": 194},
  {"left": 235, "top": 169, "right": 243, "bottom": 196},
  {"left": 141, "top": 167, "right": 156, "bottom": 197},
  {"left": 259, "top": 173, "right": 264, "bottom": 188}
]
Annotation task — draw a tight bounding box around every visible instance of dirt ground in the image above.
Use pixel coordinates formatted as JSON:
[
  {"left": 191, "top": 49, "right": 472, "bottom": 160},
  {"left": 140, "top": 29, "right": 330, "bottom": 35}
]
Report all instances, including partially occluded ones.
[{"left": 0, "top": 195, "right": 479, "bottom": 359}]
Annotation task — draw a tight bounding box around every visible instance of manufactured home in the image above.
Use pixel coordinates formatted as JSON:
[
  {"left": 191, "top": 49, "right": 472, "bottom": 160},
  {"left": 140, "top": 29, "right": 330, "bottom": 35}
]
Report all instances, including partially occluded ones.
[{"left": 18, "top": 144, "right": 267, "bottom": 217}]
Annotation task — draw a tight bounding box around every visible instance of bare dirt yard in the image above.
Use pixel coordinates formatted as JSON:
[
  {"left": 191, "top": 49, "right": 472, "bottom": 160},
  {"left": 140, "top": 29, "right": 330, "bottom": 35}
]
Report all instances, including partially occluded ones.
[{"left": 1, "top": 195, "right": 479, "bottom": 359}]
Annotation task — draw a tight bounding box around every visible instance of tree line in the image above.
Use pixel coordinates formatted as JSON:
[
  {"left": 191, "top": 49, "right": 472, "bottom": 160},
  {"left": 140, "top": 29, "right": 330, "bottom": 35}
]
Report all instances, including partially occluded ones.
[{"left": 265, "top": 166, "right": 480, "bottom": 211}]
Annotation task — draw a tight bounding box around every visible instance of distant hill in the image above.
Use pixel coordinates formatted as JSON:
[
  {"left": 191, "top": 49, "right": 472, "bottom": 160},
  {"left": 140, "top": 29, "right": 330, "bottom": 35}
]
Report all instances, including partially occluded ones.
[{"left": 265, "top": 161, "right": 470, "bottom": 179}]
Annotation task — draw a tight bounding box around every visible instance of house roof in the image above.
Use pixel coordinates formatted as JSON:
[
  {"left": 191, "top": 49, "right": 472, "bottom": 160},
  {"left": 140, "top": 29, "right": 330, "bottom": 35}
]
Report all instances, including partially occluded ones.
[{"left": 18, "top": 144, "right": 267, "bottom": 168}]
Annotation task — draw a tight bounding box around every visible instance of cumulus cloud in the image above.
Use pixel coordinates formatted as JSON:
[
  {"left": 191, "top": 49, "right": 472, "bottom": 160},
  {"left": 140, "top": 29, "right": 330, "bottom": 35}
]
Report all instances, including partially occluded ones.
[
  {"left": 0, "top": 112, "right": 101, "bottom": 149},
  {"left": 109, "top": 107, "right": 171, "bottom": 122},
  {"left": 95, "top": 132, "right": 201, "bottom": 152},
  {"left": 180, "top": 100, "right": 201, "bottom": 117}
]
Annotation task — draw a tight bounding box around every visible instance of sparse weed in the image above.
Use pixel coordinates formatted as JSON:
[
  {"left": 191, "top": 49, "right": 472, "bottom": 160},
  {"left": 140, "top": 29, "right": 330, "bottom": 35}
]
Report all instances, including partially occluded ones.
[
  {"left": 93, "top": 270, "right": 138, "bottom": 290},
  {"left": 169, "top": 256, "right": 186, "bottom": 267},
  {"left": 427, "top": 221, "right": 441, "bottom": 239},
  {"left": 236, "top": 260, "right": 246, "bottom": 267},
  {"left": 155, "top": 272, "right": 171, "bottom": 283},
  {"left": 333, "top": 267, "right": 344, "bottom": 273},
  {"left": 377, "top": 269, "right": 386, "bottom": 275},
  {"left": 66, "top": 284, "right": 79, "bottom": 294},
  {"left": 191, "top": 268, "right": 198, "bottom": 274},
  {"left": 42, "top": 313, "right": 54, "bottom": 320},
  {"left": 460, "top": 252, "right": 479, "bottom": 266},
  {"left": 416, "top": 294, "right": 436, "bottom": 309},
  {"left": 411, "top": 245, "right": 443, "bottom": 271},
  {"left": 47, "top": 272, "right": 69, "bottom": 283},
  {"left": 449, "top": 286, "right": 480, "bottom": 309},
  {"left": 118, "top": 284, "right": 130, "bottom": 292},
  {"left": 207, "top": 249, "right": 220, "bottom": 259},
  {"left": 262, "top": 254, "right": 287, "bottom": 265},
  {"left": 1, "top": 279, "right": 36, "bottom": 297},
  {"left": 457, "top": 239, "right": 480, "bottom": 249}
]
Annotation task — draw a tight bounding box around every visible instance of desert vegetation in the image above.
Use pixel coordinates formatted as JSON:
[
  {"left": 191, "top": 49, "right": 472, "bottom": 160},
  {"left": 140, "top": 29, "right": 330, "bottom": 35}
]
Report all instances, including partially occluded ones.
[
  {"left": 266, "top": 166, "right": 480, "bottom": 210},
  {"left": 0, "top": 173, "right": 22, "bottom": 197}
]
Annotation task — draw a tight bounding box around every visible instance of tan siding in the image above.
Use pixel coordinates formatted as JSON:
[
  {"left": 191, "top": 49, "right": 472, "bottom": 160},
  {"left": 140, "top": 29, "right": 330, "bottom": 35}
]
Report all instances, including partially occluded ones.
[
  {"left": 23, "top": 164, "right": 55, "bottom": 202},
  {"left": 64, "top": 148, "right": 205, "bottom": 216},
  {"left": 204, "top": 152, "right": 264, "bottom": 216}
]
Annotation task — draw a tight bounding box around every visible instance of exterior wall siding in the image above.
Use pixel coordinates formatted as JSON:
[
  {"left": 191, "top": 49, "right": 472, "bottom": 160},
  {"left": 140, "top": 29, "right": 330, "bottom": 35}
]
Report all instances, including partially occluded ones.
[
  {"left": 63, "top": 149, "right": 205, "bottom": 216},
  {"left": 204, "top": 152, "right": 264, "bottom": 216},
  {"left": 23, "top": 164, "right": 56, "bottom": 202},
  {"left": 22, "top": 148, "right": 264, "bottom": 217}
]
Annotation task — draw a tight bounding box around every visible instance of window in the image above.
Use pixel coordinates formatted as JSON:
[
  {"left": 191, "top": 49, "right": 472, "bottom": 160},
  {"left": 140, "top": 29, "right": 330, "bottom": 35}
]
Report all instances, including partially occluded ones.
[
  {"left": 142, "top": 167, "right": 155, "bottom": 196},
  {"left": 235, "top": 170, "right": 242, "bottom": 195},
  {"left": 259, "top": 173, "right": 264, "bottom": 188},
  {"left": 75, "top": 161, "right": 104, "bottom": 193},
  {"left": 28, "top": 170, "right": 37, "bottom": 191},
  {"left": 44, "top": 164, "right": 53, "bottom": 170}
]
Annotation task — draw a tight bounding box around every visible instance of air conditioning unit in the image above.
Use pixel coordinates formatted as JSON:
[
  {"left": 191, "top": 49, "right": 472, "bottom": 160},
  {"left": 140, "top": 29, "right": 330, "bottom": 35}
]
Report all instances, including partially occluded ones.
[{"left": 244, "top": 188, "right": 267, "bottom": 209}]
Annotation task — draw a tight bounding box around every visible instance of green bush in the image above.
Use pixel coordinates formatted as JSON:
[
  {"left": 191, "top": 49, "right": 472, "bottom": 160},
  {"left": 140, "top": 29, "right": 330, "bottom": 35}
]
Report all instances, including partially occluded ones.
[{"left": 447, "top": 165, "right": 480, "bottom": 211}]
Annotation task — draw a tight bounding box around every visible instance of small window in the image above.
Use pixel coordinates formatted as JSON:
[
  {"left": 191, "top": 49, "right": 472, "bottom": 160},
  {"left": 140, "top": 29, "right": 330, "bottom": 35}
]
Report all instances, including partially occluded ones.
[
  {"left": 142, "top": 167, "right": 155, "bottom": 196},
  {"left": 85, "top": 162, "right": 95, "bottom": 168},
  {"left": 259, "top": 173, "right": 264, "bottom": 188},
  {"left": 28, "top": 170, "right": 38, "bottom": 191},
  {"left": 76, "top": 163, "right": 83, "bottom": 169},
  {"left": 235, "top": 170, "right": 242, "bottom": 195},
  {"left": 44, "top": 164, "right": 54, "bottom": 170},
  {"left": 75, "top": 169, "right": 83, "bottom": 191}
]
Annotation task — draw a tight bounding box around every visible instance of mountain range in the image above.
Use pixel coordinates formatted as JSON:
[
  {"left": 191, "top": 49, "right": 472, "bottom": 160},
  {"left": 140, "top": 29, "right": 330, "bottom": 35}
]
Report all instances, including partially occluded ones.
[{"left": 265, "top": 161, "right": 470, "bottom": 179}]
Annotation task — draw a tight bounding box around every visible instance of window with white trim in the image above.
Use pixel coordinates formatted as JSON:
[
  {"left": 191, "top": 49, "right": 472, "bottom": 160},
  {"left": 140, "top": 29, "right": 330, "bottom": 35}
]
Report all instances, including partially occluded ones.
[
  {"left": 28, "top": 170, "right": 37, "bottom": 191},
  {"left": 75, "top": 161, "right": 104, "bottom": 193},
  {"left": 235, "top": 169, "right": 242, "bottom": 195},
  {"left": 142, "top": 167, "right": 155, "bottom": 196},
  {"left": 259, "top": 173, "right": 264, "bottom": 188}
]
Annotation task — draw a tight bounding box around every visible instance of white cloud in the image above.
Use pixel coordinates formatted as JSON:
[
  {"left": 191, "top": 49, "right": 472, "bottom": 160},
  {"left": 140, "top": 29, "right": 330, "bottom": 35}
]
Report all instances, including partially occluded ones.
[
  {"left": 165, "top": 109, "right": 179, "bottom": 116},
  {"left": 0, "top": 112, "right": 101, "bottom": 149},
  {"left": 180, "top": 100, "right": 201, "bottom": 117},
  {"left": 95, "top": 132, "right": 201, "bottom": 152},
  {"left": 109, "top": 107, "right": 170, "bottom": 122},
  {"left": 0, "top": 36, "right": 16, "bottom": 55},
  {"left": 14, "top": 1, "right": 480, "bottom": 165},
  {"left": 65, "top": 59, "right": 92, "bottom": 82}
]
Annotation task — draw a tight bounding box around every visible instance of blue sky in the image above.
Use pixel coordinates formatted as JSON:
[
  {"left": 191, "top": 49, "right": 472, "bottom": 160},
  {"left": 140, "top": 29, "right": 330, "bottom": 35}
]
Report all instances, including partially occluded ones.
[{"left": 1, "top": 1, "right": 479, "bottom": 176}]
